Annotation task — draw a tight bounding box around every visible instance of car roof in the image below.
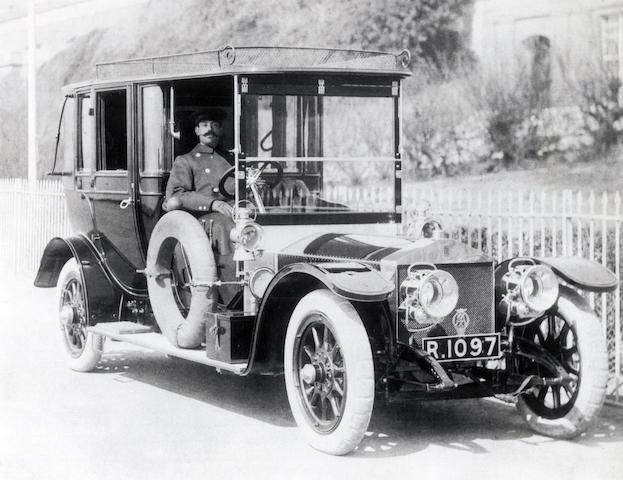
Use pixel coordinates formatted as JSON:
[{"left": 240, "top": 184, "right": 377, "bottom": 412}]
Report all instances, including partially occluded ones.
[{"left": 64, "top": 45, "right": 411, "bottom": 91}]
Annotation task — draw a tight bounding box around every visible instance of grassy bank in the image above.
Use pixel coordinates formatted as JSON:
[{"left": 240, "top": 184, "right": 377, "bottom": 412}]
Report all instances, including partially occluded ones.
[{"left": 410, "top": 157, "right": 623, "bottom": 193}]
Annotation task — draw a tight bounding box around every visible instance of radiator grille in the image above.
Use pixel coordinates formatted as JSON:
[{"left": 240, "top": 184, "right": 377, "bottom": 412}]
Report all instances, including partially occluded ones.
[{"left": 394, "top": 262, "right": 495, "bottom": 347}]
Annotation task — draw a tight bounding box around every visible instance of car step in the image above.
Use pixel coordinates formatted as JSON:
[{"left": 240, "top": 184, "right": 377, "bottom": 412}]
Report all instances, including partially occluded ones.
[{"left": 88, "top": 322, "right": 248, "bottom": 374}]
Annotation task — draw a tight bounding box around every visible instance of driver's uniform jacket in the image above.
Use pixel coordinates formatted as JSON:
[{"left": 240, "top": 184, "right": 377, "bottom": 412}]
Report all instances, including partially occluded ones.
[{"left": 165, "top": 143, "right": 233, "bottom": 211}]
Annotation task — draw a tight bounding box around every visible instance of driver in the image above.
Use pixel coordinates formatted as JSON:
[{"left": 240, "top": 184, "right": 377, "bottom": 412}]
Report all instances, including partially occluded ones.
[{"left": 164, "top": 108, "right": 234, "bottom": 216}]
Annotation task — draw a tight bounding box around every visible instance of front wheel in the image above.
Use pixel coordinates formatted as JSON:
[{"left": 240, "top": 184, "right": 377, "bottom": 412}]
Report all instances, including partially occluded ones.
[
  {"left": 516, "top": 288, "right": 608, "bottom": 438},
  {"left": 57, "top": 259, "right": 103, "bottom": 372},
  {"left": 284, "top": 290, "right": 374, "bottom": 455}
]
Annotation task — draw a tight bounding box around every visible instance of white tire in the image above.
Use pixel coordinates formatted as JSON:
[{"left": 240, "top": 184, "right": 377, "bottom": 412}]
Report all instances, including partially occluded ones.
[
  {"left": 146, "top": 210, "right": 217, "bottom": 348},
  {"left": 284, "top": 290, "right": 374, "bottom": 455},
  {"left": 516, "top": 289, "right": 608, "bottom": 438},
  {"left": 57, "top": 258, "right": 103, "bottom": 372}
]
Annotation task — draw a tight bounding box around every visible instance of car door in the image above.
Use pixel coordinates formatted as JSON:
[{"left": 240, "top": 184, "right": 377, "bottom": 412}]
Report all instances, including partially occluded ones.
[
  {"left": 136, "top": 83, "right": 170, "bottom": 246},
  {"left": 83, "top": 86, "right": 146, "bottom": 292}
]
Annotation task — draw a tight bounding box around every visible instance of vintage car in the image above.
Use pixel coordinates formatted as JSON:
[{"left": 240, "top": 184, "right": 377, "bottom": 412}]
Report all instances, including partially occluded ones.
[{"left": 35, "top": 46, "right": 618, "bottom": 455}]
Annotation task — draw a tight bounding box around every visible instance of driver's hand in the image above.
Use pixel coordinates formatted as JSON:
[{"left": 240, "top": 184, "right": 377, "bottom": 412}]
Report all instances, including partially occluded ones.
[{"left": 212, "top": 199, "right": 234, "bottom": 217}]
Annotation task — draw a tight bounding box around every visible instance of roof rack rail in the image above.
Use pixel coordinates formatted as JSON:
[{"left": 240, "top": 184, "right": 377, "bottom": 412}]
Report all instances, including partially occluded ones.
[{"left": 95, "top": 46, "right": 411, "bottom": 80}]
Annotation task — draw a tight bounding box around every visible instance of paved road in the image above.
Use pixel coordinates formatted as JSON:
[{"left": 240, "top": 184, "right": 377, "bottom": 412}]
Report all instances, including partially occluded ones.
[{"left": 1, "top": 273, "right": 622, "bottom": 480}]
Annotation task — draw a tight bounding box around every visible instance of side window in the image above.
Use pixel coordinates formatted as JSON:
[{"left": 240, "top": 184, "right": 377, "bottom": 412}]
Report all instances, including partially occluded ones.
[
  {"left": 97, "top": 89, "right": 128, "bottom": 171},
  {"left": 141, "top": 85, "right": 165, "bottom": 174},
  {"left": 77, "top": 93, "right": 94, "bottom": 172}
]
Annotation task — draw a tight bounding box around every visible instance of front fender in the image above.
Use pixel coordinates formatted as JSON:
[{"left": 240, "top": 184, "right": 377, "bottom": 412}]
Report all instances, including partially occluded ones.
[
  {"left": 246, "top": 262, "right": 394, "bottom": 375},
  {"left": 537, "top": 256, "right": 618, "bottom": 293},
  {"left": 271, "top": 262, "right": 394, "bottom": 302},
  {"left": 495, "top": 256, "right": 618, "bottom": 293}
]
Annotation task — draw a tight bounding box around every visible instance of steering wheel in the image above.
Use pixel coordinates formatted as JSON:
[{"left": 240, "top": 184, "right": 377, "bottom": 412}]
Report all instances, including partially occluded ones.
[{"left": 218, "top": 161, "right": 284, "bottom": 200}]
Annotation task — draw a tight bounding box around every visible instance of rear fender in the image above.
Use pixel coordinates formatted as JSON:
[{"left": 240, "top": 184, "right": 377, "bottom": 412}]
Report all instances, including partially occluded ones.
[
  {"left": 35, "top": 236, "right": 120, "bottom": 325},
  {"left": 247, "top": 262, "right": 394, "bottom": 374}
]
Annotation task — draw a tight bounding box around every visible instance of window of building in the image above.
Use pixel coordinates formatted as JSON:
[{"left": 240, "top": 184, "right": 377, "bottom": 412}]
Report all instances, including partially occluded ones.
[
  {"left": 601, "top": 13, "right": 621, "bottom": 77},
  {"left": 96, "top": 89, "right": 128, "bottom": 171},
  {"left": 522, "top": 35, "right": 551, "bottom": 107}
]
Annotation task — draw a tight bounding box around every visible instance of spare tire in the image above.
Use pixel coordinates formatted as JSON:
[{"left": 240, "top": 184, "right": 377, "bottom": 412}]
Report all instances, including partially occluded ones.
[{"left": 146, "top": 211, "right": 217, "bottom": 348}]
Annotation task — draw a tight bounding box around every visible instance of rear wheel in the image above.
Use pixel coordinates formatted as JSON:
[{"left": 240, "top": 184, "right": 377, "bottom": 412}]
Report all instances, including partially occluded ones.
[
  {"left": 516, "top": 290, "right": 608, "bottom": 438},
  {"left": 57, "top": 259, "right": 103, "bottom": 372},
  {"left": 284, "top": 290, "right": 374, "bottom": 455}
]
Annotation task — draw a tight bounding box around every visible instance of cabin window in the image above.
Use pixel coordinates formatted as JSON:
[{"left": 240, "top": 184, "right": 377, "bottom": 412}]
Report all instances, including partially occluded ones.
[
  {"left": 77, "top": 93, "right": 94, "bottom": 172},
  {"left": 60, "top": 96, "right": 75, "bottom": 174},
  {"left": 96, "top": 89, "right": 128, "bottom": 171},
  {"left": 141, "top": 85, "right": 166, "bottom": 174}
]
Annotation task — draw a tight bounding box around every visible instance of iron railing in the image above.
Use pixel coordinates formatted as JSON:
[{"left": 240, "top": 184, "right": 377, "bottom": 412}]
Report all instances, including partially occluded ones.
[{"left": 0, "top": 179, "right": 621, "bottom": 404}]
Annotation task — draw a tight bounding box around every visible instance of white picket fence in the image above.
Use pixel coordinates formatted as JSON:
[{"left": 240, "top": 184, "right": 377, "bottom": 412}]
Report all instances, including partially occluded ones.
[
  {"left": 0, "top": 179, "right": 71, "bottom": 274},
  {"left": 1, "top": 178, "right": 622, "bottom": 404}
]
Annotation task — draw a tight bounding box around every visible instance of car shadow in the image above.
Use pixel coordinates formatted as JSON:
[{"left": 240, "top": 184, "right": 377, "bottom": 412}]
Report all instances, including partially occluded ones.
[
  {"left": 95, "top": 348, "right": 294, "bottom": 427},
  {"left": 354, "top": 398, "right": 623, "bottom": 457},
  {"left": 95, "top": 345, "right": 623, "bottom": 458}
]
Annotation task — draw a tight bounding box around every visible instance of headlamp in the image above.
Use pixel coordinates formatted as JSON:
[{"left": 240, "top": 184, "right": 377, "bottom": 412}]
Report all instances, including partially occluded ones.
[
  {"left": 501, "top": 260, "right": 559, "bottom": 321},
  {"left": 238, "top": 223, "right": 263, "bottom": 252},
  {"left": 519, "top": 265, "right": 559, "bottom": 313},
  {"left": 248, "top": 267, "right": 275, "bottom": 298},
  {"left": 399, "top": 264, "right": 459, "bottom": 331},
  {"left": 230, "top": 204, "right": 264, "bottom": 261},
  {"left": 418, "top": 270, "right": 459, "bottom": 318}
]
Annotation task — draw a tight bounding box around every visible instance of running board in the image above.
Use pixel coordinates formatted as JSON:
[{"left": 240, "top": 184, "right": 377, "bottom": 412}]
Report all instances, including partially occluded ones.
[{"left": 88, "top": 322, "right": 247, "bottom": 374}]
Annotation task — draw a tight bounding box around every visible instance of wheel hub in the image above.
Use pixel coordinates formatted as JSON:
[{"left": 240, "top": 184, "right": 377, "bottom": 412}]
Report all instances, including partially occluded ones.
[
  {"left": 59, "top": 305, "right": 75, "bottom": 329},
  {"left": 300, "top": 364, "right": 318, "bottom": 384},
  {"left": 300, "top": 349, "right": 338, "bottom": 397}
]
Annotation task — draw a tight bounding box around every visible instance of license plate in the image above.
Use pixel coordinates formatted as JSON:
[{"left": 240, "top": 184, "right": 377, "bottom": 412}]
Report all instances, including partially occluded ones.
[{"left": 422, "top": 333, "right": 501, "bottom": 363}]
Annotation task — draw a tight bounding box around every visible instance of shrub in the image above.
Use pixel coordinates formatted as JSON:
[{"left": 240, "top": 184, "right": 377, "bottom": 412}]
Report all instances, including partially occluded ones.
[
  {"left": 559, "top": 49, "right": 623, "bottom": 155},
  {"left": 465, "top": 63, "right": 560, "bottom": 168}
]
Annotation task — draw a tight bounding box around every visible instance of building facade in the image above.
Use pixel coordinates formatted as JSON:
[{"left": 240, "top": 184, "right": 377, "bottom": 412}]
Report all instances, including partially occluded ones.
[{"left": 472, "top": 0, "right": 623, "bottom": 102}]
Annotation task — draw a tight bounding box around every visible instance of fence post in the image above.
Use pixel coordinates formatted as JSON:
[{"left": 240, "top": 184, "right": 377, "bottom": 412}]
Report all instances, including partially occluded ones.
[
  {"left": 601, "top": 192, "right": 609, "bottom": 336},
  {"left": 540, "top": 190, "right": 546, "bottom": 257},
  {"left": 529, "top": 190, "right": 535, "bottom": 257},
  {"left": 518, "top": 190, "right": 524, "bottom": 255},
  {"left": 507, "top": 191, "right": 513, "bottom": 258},
  {"left": 576, "top": 191, "right": 583, "bottom": 258},
  {"left": 497, "top": 191, "right": 503, "bottom": 262},
  {"left": 552, "top": 191, "right": 558, "bottom": 257},
  {"left": 589, "top": 191, "right": 596, "bottom": 310},
  {"left": 486, "top": 190, "right": 493, "bottom": 257},
  {"left": 562, "top": 189, "right": 570, "bottom": 256},
  {"left": 615, "top": 191, "right": 621, "bottom": 403},
  {"left": 477, "top": 189, "right": 483, "bottom": 251}
]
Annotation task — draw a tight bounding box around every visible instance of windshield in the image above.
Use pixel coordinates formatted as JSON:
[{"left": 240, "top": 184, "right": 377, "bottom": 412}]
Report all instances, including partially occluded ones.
[{"left": 241, "top": 94, "right": 397, "bottom": 217}]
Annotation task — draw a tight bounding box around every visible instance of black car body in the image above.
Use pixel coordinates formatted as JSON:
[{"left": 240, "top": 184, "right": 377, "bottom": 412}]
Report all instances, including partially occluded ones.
[{"left": 35, "top": 46, "right": 618, "bottom": 455}]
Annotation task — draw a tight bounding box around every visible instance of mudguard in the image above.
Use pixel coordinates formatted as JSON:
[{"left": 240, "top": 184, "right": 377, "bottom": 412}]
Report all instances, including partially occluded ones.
[
  {"left": 269, "top": 262, "right": 395, "bottom": 302},
  {"left": 34, "top": 235, "right": 121, "bottom": 325},
  {"left": 495, "top": 256, "right": 618, "bottom": 293},
  {"left": 245, "top": 261, "right": 394, "bottom": 375}
]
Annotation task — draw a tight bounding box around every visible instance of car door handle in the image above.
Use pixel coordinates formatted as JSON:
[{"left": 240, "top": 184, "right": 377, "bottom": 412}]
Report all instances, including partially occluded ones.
[{"left": 119, "top": 197, "right": 134, "bottom": 209}]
